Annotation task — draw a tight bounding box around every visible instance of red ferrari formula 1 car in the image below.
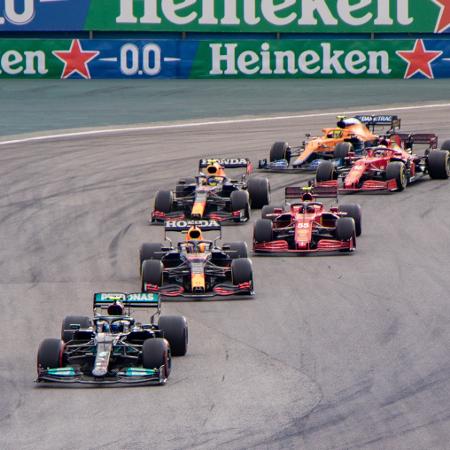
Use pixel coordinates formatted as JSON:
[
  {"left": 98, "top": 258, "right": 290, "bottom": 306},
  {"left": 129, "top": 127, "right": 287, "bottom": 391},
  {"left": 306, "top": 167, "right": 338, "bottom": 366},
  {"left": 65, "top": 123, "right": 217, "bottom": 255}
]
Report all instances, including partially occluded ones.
[
  {"left": 315, "top": 134, "right": 449, "bottom": 193},
  {"left": 151, "top": 158, "right": 270, "bottom": 224},
  {"left": 253, "top": 186, "right": 361, "bottom": 255}
]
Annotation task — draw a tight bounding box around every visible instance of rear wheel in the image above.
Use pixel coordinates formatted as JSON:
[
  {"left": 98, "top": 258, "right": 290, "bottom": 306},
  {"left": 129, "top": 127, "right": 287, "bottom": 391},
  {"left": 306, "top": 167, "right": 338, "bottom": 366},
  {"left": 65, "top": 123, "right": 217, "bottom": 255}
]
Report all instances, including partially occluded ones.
[
  {"left": 316, "top": 160, "right": 336, "bottom": 183},
  {"left": 441, "top": 140, "right": 450, "bottom": 151},
  {"left": 158, "top": 316, "right": 188, "bottom": 357},
  {"left": 231, "top": 258, "right": 253, "bottom": 286},
  {"left": 336, "top": 217, "right": 356, "bottom": 241},
  {"left": 37, "top": 338, "right": 64, "bottom": 375},
  {"left": 428, "top": 150, "right": 449, "bottom": 179},
  {"left": 261, "top": 205, "right": 283, "bottom": 220},
  {"left": 334, "top": 142, "right": 353, "bottom": 159},
  {"left": 247, "top": 177, "right": 270, "bottom": 209},
  {"left": 223, "top": 242, "right": 248, "bottom": 259},
  {"left": 141, "top": 260, "right": 163, "bottom": 291},
  {"left": 230, "top": 190, "right": 250, "bottom": 221},
  {"left": 339, "top": 204, "right": 362, "bottom": 236},
  {"left": 254, "top": 219, "right": 273, "bottom": 243},
  {"left": 270, "top": 141, "right": 289, "bottom": 162},
  {"left": 175, "top": 178, "right": 196, "bottom": 196},
  {"left": 386, "top": 161, "right": 407, "bottom": 191},
  {"left": 154, "top": 190, "right": 173, "bottom": 213},
  {"left": 139, "top": 243, "right": 164, "bottom": 270},
  {"left": 61, "top": 316, "right": 91, "bottom": 343},
  {"left": 142, "top": 338, "right": 171, "bottom": 380}
]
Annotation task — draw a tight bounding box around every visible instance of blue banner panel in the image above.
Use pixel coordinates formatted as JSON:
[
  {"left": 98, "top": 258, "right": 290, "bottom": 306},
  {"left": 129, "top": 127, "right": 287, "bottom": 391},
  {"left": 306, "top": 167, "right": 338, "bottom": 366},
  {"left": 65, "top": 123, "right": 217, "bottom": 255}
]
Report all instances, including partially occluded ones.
[{"left": 0, "top": 0, "right": 90, "bottom": 31}]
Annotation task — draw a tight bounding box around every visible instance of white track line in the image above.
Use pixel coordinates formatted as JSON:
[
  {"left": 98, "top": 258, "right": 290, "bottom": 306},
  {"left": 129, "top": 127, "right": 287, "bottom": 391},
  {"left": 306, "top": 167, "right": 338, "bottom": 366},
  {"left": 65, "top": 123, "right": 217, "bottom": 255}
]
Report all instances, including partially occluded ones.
[{"left": 1, "top": 102, "right": 450, "bottom": 147}]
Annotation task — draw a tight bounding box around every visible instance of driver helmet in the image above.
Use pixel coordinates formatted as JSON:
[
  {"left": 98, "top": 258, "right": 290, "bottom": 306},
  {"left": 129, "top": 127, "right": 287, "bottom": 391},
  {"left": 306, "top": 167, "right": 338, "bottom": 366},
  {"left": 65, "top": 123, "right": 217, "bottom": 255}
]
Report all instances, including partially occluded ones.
[
  {"left": 107, "top": 301, "right": 125, "bottom": 316},
  {"left": 205, "top": 162, "right": 225, "bottom": 185},
  {"left": 185, "top": 226, "right": 206, "bottom": 253},
  {"left": 110, "top": 320, "right": 126, "bottom": 333},
  {"left": 379, "top": 138, "right": 391, "bottom": 147}
]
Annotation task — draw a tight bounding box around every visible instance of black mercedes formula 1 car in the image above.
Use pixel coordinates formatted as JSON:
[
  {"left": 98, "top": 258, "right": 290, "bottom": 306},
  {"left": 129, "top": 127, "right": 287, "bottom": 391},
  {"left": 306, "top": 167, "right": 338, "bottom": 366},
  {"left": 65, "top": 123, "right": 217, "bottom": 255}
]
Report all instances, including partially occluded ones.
[
  {"left": 151, "top": 158, "right": 270, "bottom": 224},
  {"left": 36, "top": 292, "right": 188, "bottom": 385}
]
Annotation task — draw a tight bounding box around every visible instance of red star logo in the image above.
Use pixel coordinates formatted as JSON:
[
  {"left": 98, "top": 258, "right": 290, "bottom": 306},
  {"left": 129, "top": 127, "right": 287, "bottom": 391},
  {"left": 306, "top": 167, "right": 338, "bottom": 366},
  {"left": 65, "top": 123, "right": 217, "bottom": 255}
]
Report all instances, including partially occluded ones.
[
  {"left": 52, "top": 39, "right": 99, "bottom": 79},
  {"left": 433, "top": 0, "right": 450, "bottom": 33},
  {"left": 396, "top": 40, "right": 442, "bottom": 79}
]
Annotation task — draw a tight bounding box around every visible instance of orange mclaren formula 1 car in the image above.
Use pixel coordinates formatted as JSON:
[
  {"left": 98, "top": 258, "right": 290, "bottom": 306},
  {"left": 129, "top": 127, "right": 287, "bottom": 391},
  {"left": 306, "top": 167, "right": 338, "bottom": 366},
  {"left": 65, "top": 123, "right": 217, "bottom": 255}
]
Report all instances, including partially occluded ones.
[
  {"left": 258, "top": 115, "right": 401, "bottom": 172},
  {"left": 151, "top": 158, "right": 270, "bottom": 224},
  {"left": 314, "top": 133, "right": 450, "bottom": 193},
  {"left": 140, "top": 220, "right": 254, "bottom": 299},
  {"left": 253, "top": 186, "right": 361, "bottom": 255}
]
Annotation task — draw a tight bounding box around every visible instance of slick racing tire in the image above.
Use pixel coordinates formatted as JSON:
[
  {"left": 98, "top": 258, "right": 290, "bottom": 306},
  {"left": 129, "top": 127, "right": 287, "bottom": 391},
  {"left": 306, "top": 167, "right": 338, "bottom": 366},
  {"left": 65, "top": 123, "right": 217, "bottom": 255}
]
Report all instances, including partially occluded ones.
[
  {"left": 247, "top": 177, "right": 270, "bottom": 209},
  {"left": 386, "top": 161, "right": 407, "bottom": 191},
  {"left": 139, "top": 243, "right": 165, "bottom": 270},
  {"left": 231, "top": 258, "right": 253, "bottom": 286},
  {"left": 230, "top": 190, "right": 250, "bottom": 221},
  {"left": 339, "top": 204, "right": 362, "bottom": 237},
  {"left": 158, "top": 315, "right": 188, "bottom": 357},
  {"left": 270, "top": 141, "right": 290, "bottom": 162},
  {"left": 141, "top": 260, "right": 163, "bottom": 291},
  {"left": 154, "top": 190, "right": 173, "bottom": 213},
  {"left": 316, "top": 160, "right": 336, "bottom": 183},
  {"left": 261, "top": 205, "right": 283, "bottom": 220},
  {"left": 428, "top": 150, "right": 450, "bottom": 179},
  {"left": 37, "top": 338, "right": 64, "bottom": 375},
  {"left": 61, "top": 316, "right": 91, "bottom": 343},
  {"left": 254, "top": 219, "right": 273, "bottom": 243},
  {"left": 142, "top": 338, "right": 171, "bottom": 380},
  {"left": 336, "top": 217, "right": 356, "bottom": 241},
  {"left": 441, "top": 140, "right": 450, "bottom": 151},
  {"left": 334, "top": 142, "right": 353, "bottom": 159},
  {"left": 223, "top": 242, "right": 248, "bottom": 259}
]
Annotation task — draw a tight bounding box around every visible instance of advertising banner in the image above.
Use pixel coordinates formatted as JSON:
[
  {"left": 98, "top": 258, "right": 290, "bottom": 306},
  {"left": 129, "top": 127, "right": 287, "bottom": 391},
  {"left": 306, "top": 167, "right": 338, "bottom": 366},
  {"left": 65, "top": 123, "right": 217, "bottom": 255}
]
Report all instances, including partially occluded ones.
[
  {"left": 0, "top": 38, "right": 449, "bottom": 79},
  {"left": 0, "top": 0, "right": 449, "bottom": 34}
]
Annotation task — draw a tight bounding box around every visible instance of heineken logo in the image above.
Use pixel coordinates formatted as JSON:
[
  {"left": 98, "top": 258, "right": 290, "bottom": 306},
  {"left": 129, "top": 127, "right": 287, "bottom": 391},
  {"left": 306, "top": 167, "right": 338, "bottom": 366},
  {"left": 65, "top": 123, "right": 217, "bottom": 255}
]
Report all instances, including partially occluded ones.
[
  {"left": 117, "top": 0, "right": 414, "bottom": 28},
  {"left": 209, "top": 42, "right": 391, "bottom": 76}
]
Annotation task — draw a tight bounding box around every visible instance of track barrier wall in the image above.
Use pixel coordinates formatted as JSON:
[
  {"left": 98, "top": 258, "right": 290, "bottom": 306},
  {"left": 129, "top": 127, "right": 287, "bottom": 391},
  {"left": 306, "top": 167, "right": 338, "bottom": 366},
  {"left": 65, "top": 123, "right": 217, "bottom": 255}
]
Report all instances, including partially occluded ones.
[
  {"left": 1, "top": 0, "right": 450, "bottom": 79},
  {"left": 1, "top": 38, "right": 450, "bottom": 79}
]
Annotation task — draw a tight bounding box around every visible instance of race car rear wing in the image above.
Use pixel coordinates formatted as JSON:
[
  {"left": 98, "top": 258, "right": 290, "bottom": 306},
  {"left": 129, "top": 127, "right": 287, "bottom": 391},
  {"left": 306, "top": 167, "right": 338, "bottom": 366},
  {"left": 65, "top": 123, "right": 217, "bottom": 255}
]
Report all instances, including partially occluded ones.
[
  {"left": 93, "top": 292, "right": 161, "bottom": 309},
  {"left": 199, "top": 158, "right": 253, "bottom": 173},
  {"left": 164, "top": 219, "right": 221, "bottom": 232},
  {"left": 354, "top": 114, "right": 401, "bottom": 131},
  {"left": 285, "top": 184, "right": 338, "bottom": 200},
  {"left": 391, "top": 132, "right": 438, "bottom": 148},
  {"left": 164, "top": 219, "right": 222, "bottom": 242}
]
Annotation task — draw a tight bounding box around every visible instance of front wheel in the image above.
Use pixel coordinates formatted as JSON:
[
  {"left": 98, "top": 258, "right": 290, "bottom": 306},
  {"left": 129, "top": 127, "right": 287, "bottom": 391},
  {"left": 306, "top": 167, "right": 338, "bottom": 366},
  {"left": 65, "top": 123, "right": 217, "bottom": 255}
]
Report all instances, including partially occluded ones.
[
  {"left": 231, "top": 258, "right": 253, "bottom": 286},
  {"left": 336, "top": 217, "right": 356, "bottom": 242},
  {"left": 37, "top": 338, "right": 64, "bottom": 375},
  {"left": 254, "top": 219, "right": 273, "bottom": 243},
  {"left": 386, "top": 161, "right": 407, "bottom": 191},
  {"left": 142, "top": 338, "right": 171, "bottom": 380},
  {"left": 141, "top": 259, "right": 163, "bottom": 291},
  {"left": 316, "top": 160, "right": 336, "bottom": 183},
  {"left": 270, "top": 141, "right": 290, "bottom": 162}
]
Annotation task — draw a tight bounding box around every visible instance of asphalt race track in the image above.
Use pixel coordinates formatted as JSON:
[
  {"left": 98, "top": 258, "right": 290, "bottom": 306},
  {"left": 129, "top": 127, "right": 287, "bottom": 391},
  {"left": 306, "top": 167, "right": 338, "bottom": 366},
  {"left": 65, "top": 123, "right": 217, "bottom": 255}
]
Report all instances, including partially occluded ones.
[{"left": 1, "top": 106, "right": 450, "bottom": 450}]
